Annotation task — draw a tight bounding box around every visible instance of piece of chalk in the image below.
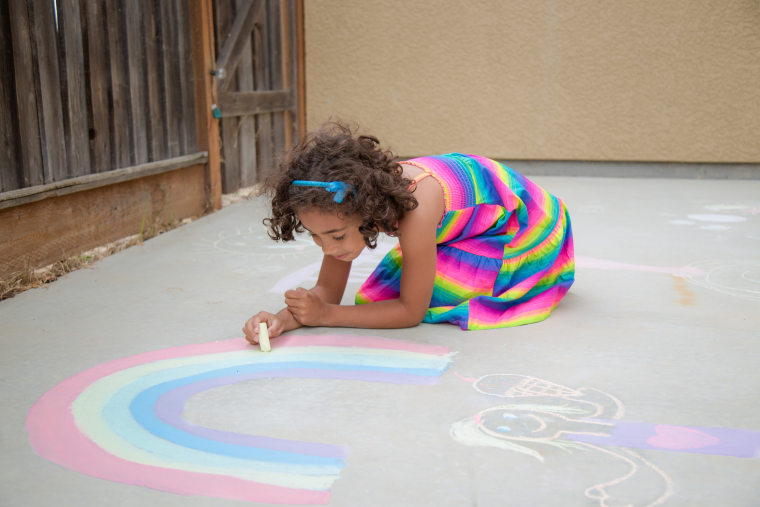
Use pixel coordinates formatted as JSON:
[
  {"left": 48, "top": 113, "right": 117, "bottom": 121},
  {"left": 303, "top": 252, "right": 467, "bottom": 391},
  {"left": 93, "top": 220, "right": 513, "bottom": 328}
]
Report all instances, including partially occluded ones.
[{"left": 258, "top": 322, "right": 271, "bottom": 352}]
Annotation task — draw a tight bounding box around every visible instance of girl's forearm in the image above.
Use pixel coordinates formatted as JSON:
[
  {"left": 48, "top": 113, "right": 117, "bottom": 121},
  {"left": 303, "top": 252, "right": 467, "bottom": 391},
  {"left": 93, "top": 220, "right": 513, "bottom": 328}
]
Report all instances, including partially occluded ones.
[
  {"left": 277, "top": 307, "right": 303, "bottom": 332},
  {"left": 323, "top": 299, "right": 424, "bottom": 329}
]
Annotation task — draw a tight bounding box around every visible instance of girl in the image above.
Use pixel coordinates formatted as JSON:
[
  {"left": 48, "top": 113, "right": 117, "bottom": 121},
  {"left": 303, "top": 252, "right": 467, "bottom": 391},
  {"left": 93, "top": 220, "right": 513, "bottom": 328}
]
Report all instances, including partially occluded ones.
[{"left": 242, "top": 123, "right": 574, "bottom": 344}]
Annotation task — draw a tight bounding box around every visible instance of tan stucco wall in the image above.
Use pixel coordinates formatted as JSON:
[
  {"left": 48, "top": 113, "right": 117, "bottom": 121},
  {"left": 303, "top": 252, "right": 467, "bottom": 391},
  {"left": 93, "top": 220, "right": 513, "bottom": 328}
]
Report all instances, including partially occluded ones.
[{"left": 305, "top": 1, "right": 760, "bottom": 163}]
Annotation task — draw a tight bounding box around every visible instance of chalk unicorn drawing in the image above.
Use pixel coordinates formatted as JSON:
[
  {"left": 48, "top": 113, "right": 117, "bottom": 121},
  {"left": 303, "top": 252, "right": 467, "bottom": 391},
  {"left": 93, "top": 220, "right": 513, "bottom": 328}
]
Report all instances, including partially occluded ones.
[
  {"left": 27, "top": 335, "right": 452, "bottom": 504},
  {"left": 452, "top": 374, "right": 760, "bottom": 507}
]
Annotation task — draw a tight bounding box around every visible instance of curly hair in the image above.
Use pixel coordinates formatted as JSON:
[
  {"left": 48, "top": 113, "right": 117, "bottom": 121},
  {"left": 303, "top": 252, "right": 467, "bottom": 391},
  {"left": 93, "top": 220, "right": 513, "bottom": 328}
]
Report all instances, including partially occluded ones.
[{"left": 264, "top": 122, "right": 418, "bottom": 248}]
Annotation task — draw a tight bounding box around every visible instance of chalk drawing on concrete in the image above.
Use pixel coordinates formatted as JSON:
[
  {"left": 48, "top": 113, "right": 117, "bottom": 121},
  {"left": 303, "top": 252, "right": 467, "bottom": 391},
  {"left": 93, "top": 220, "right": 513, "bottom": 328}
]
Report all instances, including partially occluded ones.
[
  {"left": 27, "top": 335, "right": 452, "bottom": 504},
  {"left": 269, "top": 235, "right": 398, "bottom": 293},
  {"left": 668, "top": 204, "right": 757, "bottom": 232},
  {"left": 453, "top": 373, "right": 760, "bottom": 505},
  {"left": 192, "top": 224, "right": 322, "bottom": 270},
  {"left": 686, "top": 214, "right": 747, "bottom": 224},
  {"left": 575, "top": 256, "right": 702, "bottom": 278},
  {"left": 703, "top": 204, "right": 760, "bottom": 215},
  {"left": 450, "top": 373, "right": 741, "bottom": 506},
  {"left": 682, "top": 260, "right": 760, "bottom": 302}
]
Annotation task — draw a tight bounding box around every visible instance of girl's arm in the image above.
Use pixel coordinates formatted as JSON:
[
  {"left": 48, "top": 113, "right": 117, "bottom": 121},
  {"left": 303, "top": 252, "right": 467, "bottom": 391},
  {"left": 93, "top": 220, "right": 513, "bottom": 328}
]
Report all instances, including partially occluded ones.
[
  {"left": 309, "top": 253, "right": 353, "bottom": 304},
  {"left": 243, "top": 254, "right": 352, "bottom": 343},
  {"left": 287, "top": 178, "right": 444, "bottom": 328}
]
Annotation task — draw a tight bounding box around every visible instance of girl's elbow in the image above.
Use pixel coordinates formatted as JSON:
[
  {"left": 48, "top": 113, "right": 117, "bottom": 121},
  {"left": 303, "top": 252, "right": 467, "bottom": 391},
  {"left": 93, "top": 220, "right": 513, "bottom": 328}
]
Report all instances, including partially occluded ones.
[
  {"left": 406, "top": 307, "right": 428, "bottom": 327},
  {"left": 396, "top": 298, "right": 427, "bottom": 327}
]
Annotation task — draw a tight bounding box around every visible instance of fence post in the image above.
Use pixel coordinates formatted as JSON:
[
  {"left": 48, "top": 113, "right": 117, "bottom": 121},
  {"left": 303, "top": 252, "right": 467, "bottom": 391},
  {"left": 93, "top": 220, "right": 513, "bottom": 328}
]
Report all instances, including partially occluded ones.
[{"left": 189, "top": 0, "right": 222, "bottom": 211}]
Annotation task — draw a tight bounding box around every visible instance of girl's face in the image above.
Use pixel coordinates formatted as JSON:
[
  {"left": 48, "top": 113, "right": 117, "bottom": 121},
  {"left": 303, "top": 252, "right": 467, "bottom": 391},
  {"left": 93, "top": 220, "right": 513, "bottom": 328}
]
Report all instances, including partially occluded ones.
[{"left": 297, "top": 208, "right": 366, "bottom": 262}]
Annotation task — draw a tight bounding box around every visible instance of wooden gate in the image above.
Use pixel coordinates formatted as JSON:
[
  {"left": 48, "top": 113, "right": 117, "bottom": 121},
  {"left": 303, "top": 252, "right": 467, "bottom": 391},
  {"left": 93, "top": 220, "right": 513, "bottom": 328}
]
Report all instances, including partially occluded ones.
[{"left": 212, "top": 0, "right": 303, "bottom": 193}]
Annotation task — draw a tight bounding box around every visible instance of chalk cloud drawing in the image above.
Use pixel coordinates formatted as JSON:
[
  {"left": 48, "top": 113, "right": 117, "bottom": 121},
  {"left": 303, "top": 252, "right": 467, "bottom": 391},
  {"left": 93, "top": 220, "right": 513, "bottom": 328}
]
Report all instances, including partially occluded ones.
[
  {"left": 452, "top": 374, "right": 760, "bottom": 506},
  {"left": 27, "top": 335, "right": 452, "bottom": 504},
  {"left": 667, "top": 203, "right": 756, "bottom": 231},
  {"left": 682, "top": 260, "right": 760, "bottom": 302}
]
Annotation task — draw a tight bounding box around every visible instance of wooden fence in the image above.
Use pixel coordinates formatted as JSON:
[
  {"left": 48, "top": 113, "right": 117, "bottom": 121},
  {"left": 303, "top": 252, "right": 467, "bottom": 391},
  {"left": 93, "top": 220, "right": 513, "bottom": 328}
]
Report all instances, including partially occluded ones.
[
  {"left": 1, "top": 0, "right": 199, "bottom": 195},
  {"left": 0, "top": 0, "right": 304, "bottom": 281},
  {"left": 0, "top": 0, "right": 300, "bottom": 199}
]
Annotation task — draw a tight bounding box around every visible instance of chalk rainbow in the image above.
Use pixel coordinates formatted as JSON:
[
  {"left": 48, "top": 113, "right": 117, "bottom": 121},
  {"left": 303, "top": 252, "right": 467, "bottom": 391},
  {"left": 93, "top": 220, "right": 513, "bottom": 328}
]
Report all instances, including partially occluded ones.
[{"left": 27, "top": 335, "right": 452, "bottom": 504}]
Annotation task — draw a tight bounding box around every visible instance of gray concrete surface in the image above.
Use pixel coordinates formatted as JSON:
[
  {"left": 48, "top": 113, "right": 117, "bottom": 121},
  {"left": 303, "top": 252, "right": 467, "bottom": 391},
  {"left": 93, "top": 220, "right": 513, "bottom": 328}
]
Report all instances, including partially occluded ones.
[{"left": 1, "top": 175, "right": 759, "bottom": 506}]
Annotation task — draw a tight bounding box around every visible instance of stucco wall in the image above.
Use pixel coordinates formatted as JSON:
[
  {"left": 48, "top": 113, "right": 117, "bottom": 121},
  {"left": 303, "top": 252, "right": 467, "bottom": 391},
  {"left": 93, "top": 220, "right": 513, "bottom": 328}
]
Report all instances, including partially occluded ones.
[{"left": 305, "top": 1, "right": 760, "bottom": 163}]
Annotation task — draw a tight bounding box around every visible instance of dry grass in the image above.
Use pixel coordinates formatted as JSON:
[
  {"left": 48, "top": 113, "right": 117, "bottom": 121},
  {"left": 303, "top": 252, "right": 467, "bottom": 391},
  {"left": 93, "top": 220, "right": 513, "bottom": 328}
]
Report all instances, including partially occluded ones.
[
  {"left": 0, "top": 234, "right": 144, "bottom": 301},
  {"left": 0, "top": 214, "right": 199, "bottom": 301},
  {"left": 0, "top": 186, "right": 260, "bottom": 302}
]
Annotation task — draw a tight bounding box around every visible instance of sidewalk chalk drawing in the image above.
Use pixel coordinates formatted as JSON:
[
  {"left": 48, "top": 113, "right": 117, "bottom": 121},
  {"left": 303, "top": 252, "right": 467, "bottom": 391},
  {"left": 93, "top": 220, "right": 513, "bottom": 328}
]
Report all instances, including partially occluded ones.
[
  {"left": 191, "top": 224, "right": 323, "bottom": 275},
  {"left": 452, "top": 374, "right": 760, "bottom": 507},
  {"left": 577, "top": 256, "right": 760, "bottom": 302},
  {"left": 273, "top": 254, "right": 704, "bottom": 297},
  {"left": 270, "top": 235, "right": 399, "bottom": 293},
  {"left": 575, "top": 256, "right": 703, "bottom": 278},
  {"left": 27, "top": 335, "right": 452, "bottom": 504},
  {"left": 667, "top": 202, "right": 758, "bottom": 231},
  {"left": 681, "top": 260, "right": 760, "bottom": 302}
]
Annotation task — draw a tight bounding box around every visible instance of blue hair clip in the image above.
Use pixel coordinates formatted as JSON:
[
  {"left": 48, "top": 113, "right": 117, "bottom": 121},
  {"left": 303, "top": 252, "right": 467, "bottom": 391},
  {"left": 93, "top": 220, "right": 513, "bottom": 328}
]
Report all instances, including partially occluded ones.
[{"left": 291, "top": 180, "right": 356, "bottom": 203}]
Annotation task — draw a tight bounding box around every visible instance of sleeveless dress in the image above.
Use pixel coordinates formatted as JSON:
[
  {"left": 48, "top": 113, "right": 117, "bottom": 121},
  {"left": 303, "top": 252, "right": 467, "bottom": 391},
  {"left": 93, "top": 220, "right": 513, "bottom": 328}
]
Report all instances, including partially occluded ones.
[{"left": 355, "top": 153, "right": 575, "bottom": 330}]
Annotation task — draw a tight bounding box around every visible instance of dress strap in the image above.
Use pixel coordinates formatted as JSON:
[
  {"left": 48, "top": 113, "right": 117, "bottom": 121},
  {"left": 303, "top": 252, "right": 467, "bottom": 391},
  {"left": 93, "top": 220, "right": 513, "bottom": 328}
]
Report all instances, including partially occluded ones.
[{"left": 408, "top": 171, "right": 432, "bottom": 189}]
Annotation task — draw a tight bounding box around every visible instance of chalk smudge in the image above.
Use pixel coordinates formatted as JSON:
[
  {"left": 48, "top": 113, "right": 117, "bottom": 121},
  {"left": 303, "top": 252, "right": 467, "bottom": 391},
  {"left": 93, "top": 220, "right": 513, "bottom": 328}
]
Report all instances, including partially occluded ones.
[{"left": 672, "top": 275, "right": 697, "bottom": 306}]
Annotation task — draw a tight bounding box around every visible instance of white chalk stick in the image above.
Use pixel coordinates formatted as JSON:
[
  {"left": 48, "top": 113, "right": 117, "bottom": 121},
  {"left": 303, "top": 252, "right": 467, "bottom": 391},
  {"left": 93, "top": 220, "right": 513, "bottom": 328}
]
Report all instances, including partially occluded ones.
[{"left": 258, "top": 322, "right": 271, "bottom": 352}]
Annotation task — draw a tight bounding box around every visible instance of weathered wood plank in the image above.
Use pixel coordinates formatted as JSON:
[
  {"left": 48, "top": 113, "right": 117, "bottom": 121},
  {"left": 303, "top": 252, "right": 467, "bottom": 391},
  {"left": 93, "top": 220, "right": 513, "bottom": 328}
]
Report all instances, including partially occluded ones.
[
  {"left": 31, "top": 0, "right": 67, "bottom": 182},
  {"left": 58, "top": 0, "right": 91, "bottom": 177},
  {"left": 280, "top": 0, "right": 294, "bottom": 151},
  {"left": 235, "top": 0, "right": 258, "bottom": 187},
  {"left": 0, "top": 163, "right": 208, "bottom": 280},
  {"left": 124, "top": 1, "right": 149, "bottom": 164},
  {"left": 1, "top": 2, "right": 22, "bottom": 192},
  {"left": 83, "top": 1, "right": 112, "bottom": 173},
  {"left": 217, "top": 90, "right": 292, "bottom": 117},
  {"left": 7, "top": 3, "right": 43, "bottom": 188},
  {"left": 144, "top": 0, "right": 166, "bottom": 161},
  {"left": 215, "top": 0, "right": 265, "bottom": 93},
  {"left": 268, "top": 0, "right": 286, "bottom": 159},
  {"left": 105, "top": 0, "right": 132, "bottom": 168},
  {"left": 177, "top": 0, "right": 198, "bottom": 153},
  {"left": 0, "top": 152, "right": 208, "bottom": 210},
  {"left": 254, "top": 4, "right": 274, "bottom": 175},
  {"left": 295, "top": 0, "right": 306, "bottom": 139},
  {"left": 160, "top": 0, "right": 181, "bottom": 158},
  {"left": 215, "top": 0, "right": 240, "bottom": 192}
]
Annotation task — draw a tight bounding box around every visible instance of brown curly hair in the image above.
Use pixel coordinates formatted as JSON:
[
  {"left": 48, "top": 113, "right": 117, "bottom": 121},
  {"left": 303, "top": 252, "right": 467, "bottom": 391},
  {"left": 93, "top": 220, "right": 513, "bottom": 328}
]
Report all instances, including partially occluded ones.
[{"left": 264, "top": 122, "right": 418, "bottom": 248}]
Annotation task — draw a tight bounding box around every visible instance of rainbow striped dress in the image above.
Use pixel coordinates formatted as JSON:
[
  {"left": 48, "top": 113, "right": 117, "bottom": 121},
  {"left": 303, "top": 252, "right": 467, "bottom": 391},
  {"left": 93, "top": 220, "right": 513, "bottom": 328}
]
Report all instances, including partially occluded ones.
[{"left": 355, "top": 154, "right": 575, "bottom": 330}]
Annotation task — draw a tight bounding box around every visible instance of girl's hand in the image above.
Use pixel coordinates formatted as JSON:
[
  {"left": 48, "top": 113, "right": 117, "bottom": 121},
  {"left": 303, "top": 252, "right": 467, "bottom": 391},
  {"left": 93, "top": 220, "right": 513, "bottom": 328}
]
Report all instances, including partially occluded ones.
[
  {"left": 285, "top": 287, "right": 330, "bottom": 326},
  {"left": 242, "top": 311, "right": 286, "bottom": 345}
]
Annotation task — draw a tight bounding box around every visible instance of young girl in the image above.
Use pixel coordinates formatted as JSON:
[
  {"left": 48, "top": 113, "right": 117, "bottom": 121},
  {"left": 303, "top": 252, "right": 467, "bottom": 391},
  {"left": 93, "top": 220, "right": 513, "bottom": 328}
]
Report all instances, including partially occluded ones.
[{"left": 242, "top": 123, "right": 574, "bottom": 344}]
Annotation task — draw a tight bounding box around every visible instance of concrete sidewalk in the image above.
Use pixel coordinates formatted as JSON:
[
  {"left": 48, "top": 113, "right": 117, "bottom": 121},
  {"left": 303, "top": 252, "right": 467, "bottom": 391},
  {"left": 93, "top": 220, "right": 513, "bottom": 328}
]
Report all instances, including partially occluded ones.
[{"left": 2, "top": 175, "right": 759, "bottom": 506}]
